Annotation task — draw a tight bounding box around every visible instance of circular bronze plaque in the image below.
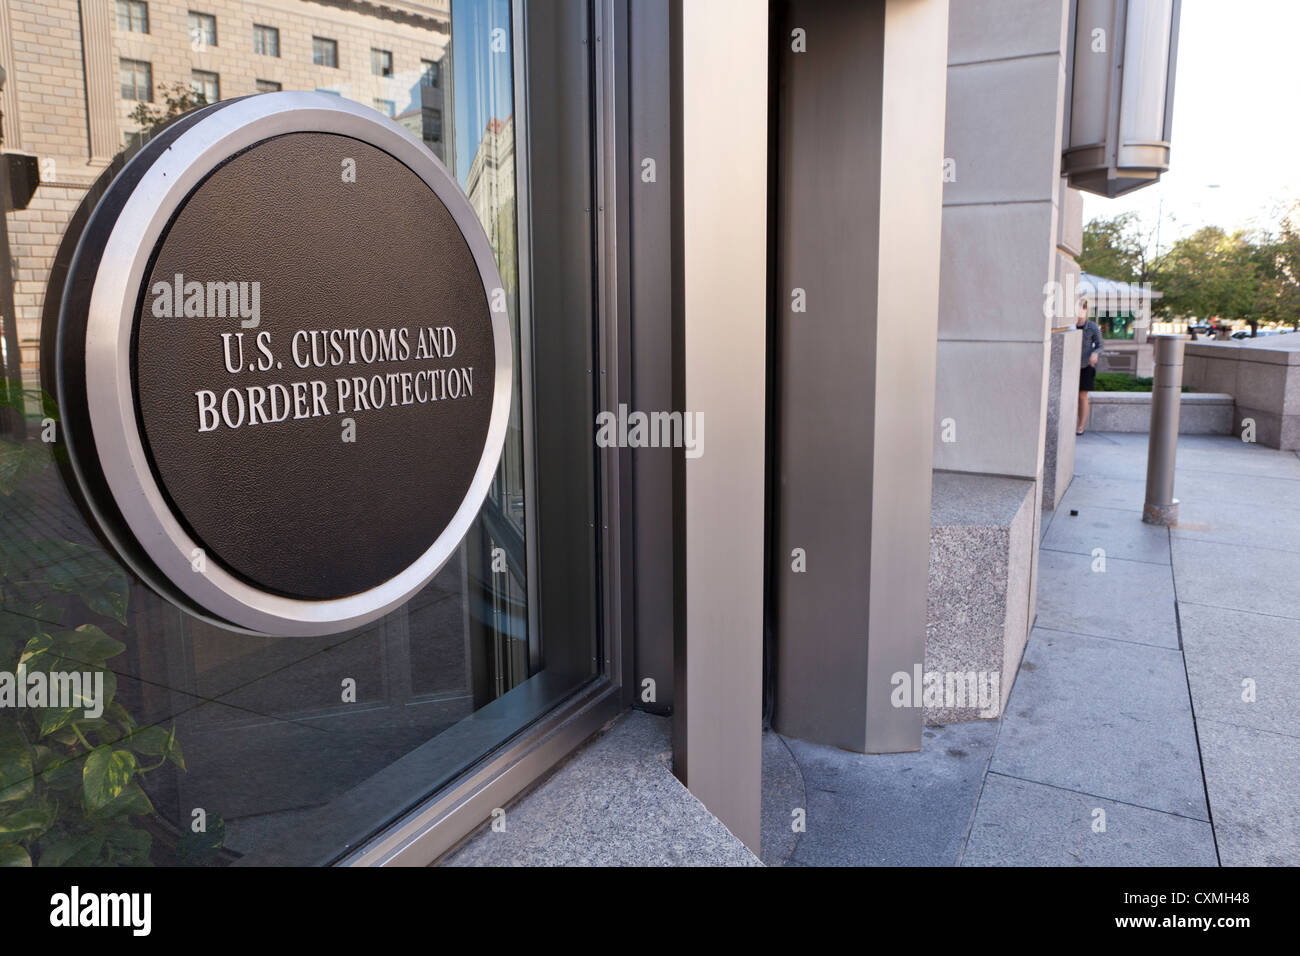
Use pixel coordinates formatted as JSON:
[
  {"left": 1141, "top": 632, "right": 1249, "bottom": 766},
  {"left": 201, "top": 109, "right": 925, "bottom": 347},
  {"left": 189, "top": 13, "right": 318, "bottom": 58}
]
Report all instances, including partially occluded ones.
[
  {"left": 135, "top": 132, "right": 494, "bottom": 600},
  {"left": 49, "top": 93, "right": 511, "bottom": 635}
]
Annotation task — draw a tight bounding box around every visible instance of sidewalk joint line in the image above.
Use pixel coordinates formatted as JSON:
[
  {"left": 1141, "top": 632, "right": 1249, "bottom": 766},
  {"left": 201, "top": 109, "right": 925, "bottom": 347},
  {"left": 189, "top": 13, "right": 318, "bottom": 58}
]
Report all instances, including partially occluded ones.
[
  {"left": 1031, "top": 624, "right": 1180, "bottom": 653},
  {"left": 984, "top": 771, "right": 1213, "bottom": 826},
  {"left": 1172, "top": 560, "right": 1223, "bottom": 866},
  {"left": 1177, "top": 598, "right": 1300, "bottom": 624},
  {"left": 1040, "top": 545, "right": 1170, "bottom": 567},
  {"left": 1195, "top": 715, "right": 1300, "bottom": 742}
]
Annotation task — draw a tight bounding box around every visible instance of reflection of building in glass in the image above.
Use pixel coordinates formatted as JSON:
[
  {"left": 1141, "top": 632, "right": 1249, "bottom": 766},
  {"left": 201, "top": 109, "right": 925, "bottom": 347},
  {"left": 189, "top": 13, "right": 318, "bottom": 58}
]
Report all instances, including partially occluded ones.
[
  {"left": 0, "top": 1, "right": 530, "bottom": 858},
  {"left": 464, "top": 114, "right": 513, "bottom": 252},
  {"left": 460, "top": 112, "right": 525, "bottom": 694},
  {"left": 0, "top": 0, "right": 452, "bottom": 395},
  {"left": 464, "top": 114, "right": 520, "bottom": 532}
]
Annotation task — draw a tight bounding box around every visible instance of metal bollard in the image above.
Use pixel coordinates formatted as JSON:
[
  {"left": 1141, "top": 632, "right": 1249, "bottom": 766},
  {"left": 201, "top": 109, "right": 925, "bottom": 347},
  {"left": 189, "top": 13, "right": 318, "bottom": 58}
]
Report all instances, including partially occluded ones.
[{"left": 1143, "top": 335, "right": 1184, "bottom": 525}]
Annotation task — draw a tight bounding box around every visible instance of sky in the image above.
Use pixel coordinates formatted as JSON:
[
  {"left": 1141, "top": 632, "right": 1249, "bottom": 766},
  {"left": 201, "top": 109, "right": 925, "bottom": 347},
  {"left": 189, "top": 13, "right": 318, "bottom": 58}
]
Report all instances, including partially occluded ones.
[
  {"left": 1081, "top": 0, "right": 1300, "bottom": 244},
  {"left": 451, "top": 0, "right": 514, "bottom": 187}
]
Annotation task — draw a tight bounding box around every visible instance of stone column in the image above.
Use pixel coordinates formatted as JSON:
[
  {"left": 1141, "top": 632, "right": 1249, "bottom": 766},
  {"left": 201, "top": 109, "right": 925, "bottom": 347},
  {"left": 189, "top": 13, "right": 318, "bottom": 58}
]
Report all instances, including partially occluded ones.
[
  {"left": 1043, "top": 326, "right": 1082, "bottom": 510},
  {"left": 672, "top": 0, "right": 767, "bottom": 852},
  {"left": 0, "top": 0, "right": 23, "bottom": 150},
  {"left": 771, "top": 0, "right": 950, "bottom": 754},
  {"left": 78, "top": 0, "right": 118, "bottom": 165}
]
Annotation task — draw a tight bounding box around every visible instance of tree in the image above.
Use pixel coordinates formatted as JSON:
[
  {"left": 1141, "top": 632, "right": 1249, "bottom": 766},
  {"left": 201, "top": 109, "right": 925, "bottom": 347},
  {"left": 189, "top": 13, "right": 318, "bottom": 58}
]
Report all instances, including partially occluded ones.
[
  {"left": 1079, "top": 212, "right": 1160, "bottom": 285},
  {"left": 126, "top": 83, "right": 208, "bottom": 145},
  {"left": 1152, "top": 226, "right": 1261, "bottom": 331},
  {"left": 1260, "top": 202, "right": 1300, "bottom": 329}
]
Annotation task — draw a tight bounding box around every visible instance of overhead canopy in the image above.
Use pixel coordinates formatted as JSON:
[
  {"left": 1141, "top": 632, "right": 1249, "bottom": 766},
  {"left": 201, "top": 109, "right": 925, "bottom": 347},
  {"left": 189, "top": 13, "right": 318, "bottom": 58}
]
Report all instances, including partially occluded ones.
[{"left": 1079, "top": 271, "right": 1162, "bottom": 315}]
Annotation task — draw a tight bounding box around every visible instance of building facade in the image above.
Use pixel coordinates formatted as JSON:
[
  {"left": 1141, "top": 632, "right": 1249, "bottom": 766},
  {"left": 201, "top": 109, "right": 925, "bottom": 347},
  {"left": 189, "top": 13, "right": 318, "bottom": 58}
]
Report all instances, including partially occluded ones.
[{"left": 0, "top": 0, "right": 1175, "bottom": 865}]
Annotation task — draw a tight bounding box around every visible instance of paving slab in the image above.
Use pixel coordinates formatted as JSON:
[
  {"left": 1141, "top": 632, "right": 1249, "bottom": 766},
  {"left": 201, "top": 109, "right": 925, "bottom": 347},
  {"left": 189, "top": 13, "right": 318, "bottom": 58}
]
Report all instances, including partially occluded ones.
[
  {"left": 962, "top": 773, "right": 1218, "bottom": 867},
  {"left": 1034, "top": 548, "right": 1180, "bottom": 648},
  {"left": 1056, "top": 474, "right": 1148, "bottom": 515},
  {"left": 1179, "top": 602, "right": 1300, "bottom": 738},
  {"left": 1042, "top": 505, "right": 1170, "bottom": 565},
  {"left": 1171, "top": 537, "right": 1300, "bottom": 621},
  {"left": 1171, "top": 493, "right": 1300, "bottom": 555},
  {"left": 760, "top": 730, "right": 805, "bottom": 866},
  {"left": 782, "top": 721, "right": 997, "bottom": 866},
  {"left": 1196, "top": 718, "right": 1300, "bottom": 866},
  {"left": 444, "top": 711, "right": 760, "bottom": 866},
  {"left": 1070, "top": 433, "right": 1148, "bottom": 481},
  {"left": 1172, "top": 470, "right": 1300, "bottom": 511},
  {"left": 992, "top": 627, "right": 1208, "bottom": 820},
  {"left": 1172, "top": 436, "right": 1300, "bottom": 481},
  {"left": 1075, "top": 432, "right": 1300, "bottom": 483}
]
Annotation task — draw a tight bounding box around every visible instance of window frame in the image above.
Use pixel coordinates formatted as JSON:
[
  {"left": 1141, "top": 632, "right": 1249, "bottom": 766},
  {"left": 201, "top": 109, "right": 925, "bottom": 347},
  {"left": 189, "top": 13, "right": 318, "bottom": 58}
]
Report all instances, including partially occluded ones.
[
  {"left": 253, "top": 24, "right": 280, "bottom": 58},
  {"left": 371, "top": 48, "right": 394, "bottom": 77},
  {"left": 116, "top": 0, "right": 149, "bottom": 34},
  {"left": 338, "top": 0, "right": 629, "bottom": 869},
  {"left": 119, "top": 58, "right": 153, "bottom": 101},
  {"left": 421, "top": 107, "right": 442, "bottom": 143},
  {"left": 313, "top": 36, "right": 339, "bottom": 68},
  {"left": 188, "top": 10, "right": 217, "bottom": 49},
  {"left": 190, "top": 69, "right": 220, "bottom": 105}
]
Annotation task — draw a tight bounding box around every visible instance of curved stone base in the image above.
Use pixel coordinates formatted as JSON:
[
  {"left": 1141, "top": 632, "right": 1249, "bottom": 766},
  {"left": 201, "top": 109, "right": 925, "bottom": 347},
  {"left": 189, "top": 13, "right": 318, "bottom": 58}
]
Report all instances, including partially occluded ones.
[{"left": 1142, "top": 499, "right": 1180, "bottom": 526}]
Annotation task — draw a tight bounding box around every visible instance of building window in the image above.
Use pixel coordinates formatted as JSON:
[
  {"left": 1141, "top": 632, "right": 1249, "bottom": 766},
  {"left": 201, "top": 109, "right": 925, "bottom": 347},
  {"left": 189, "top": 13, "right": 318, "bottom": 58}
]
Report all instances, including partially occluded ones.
[
  {"left": 191, "top": 69, "right": 220, "bottom": 105},
  {"left": 422, "top": 107, "right": 442, "bottom": 143},
  {"left": 253, "top": 24, "right": 279, "bottom": 57},
  {"left": 115, "top": 0, "right": 149, "bottom": 34},
  {"left": 21, "top": 2, "right": 600, "bottom": 870},
  {"left": 421, "top": 59, "right": 440, "bottom": 88},
  {"left": 373, "top": 98, "right": 395, "bottom": 118},
  {"left": 119, "top": 58, "right": 152, "bottom": 101},
  {"left": 371, "top": 48, "right": 393, "bottom": 77},
  {"left": 313, "top": 36, "right": 338, "bottom": 68},
  {"left": 188, "top": 11, "right": 217, "bottom": 49},
  {"left": 314, "top": 88, "right": 341, "bottom": 96}
]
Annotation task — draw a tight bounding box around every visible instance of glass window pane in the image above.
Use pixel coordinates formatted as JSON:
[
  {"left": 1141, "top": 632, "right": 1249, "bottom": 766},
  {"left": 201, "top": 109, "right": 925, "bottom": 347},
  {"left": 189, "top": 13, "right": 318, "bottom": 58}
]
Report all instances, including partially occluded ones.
[
  {"left": 117, "top": 0, "right": 149, "bottom": 34},
  {"left": 191, "top": 69, "right": 219, "bottom": 103},
  {"left": 119, "top": 58, "right": 152, "bottom": 101},
  {"left": 313, "top": 36, "right": 338, "bottom": 68},
  {"left": 5, "top": 0, "right": 598, "bottom": 867},
  {"left": 254, "top": 25, "right": 280, "bottom": 58},
  {"left": 189, "top": 12, "right": 217, "bottom": 49}
]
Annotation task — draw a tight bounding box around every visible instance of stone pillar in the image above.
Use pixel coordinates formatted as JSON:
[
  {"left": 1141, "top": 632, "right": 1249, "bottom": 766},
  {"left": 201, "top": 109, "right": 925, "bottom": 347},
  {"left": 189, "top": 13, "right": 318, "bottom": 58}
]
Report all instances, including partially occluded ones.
[
  {"left": 0, "top": 0, "right": 23, "bottom": 150},
  {"left": 771, "top": 0, "right": 950, "bottom": 754},
  {"left": 78, "top": 0, "right": 118, "bottom": 165},
  {"left": 672, "top": 0, "right": 767, "bottom": 852},
  {"left": 1043, "top": 327, "right": 1081, "bottom": 510}
]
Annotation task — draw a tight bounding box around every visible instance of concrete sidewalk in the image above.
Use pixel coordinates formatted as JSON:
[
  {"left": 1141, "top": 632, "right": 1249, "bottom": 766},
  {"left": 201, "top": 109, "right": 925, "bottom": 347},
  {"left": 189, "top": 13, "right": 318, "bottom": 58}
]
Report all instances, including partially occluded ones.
[
  {"left": 446, "top": 432, "right": 1298, "bottom": 866},
  {"left": 768, "top": 432, "right": 1300, "bottom": 866}
]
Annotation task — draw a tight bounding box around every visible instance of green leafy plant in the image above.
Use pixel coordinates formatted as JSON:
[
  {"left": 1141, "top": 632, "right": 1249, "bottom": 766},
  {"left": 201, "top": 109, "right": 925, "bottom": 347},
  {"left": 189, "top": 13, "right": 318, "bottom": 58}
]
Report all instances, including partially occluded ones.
[
  {"left": 0, "top": 383, "right": 188, "bottom": 866},
  {"left": 1094, "top": 372, "right": 1192, "bottom": 393}
]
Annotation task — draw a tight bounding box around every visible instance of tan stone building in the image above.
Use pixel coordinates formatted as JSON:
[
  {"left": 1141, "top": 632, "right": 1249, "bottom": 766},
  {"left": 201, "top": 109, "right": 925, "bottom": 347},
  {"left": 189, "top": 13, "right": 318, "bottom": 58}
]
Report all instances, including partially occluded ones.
[{"left": 1, "top": 0, "right": 452, "bottom": 393}]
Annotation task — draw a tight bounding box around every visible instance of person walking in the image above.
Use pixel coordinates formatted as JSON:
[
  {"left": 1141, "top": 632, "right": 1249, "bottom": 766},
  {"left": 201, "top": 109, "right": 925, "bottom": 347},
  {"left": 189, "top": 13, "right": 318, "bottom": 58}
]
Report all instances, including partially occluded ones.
[{"left": 1077, "top": 298, "right": 1103, "bottom": 435}]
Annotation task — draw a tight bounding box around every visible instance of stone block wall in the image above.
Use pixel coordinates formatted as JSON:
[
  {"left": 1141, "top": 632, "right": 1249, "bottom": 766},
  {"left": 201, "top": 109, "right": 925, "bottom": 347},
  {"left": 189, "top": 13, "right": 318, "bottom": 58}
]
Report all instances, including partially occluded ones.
[{"left": 1182, "top": 340, "right": 1300, "bottom": 449}]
